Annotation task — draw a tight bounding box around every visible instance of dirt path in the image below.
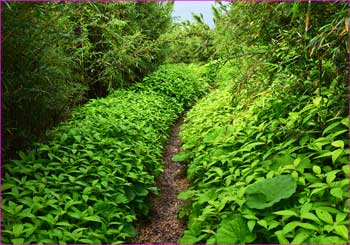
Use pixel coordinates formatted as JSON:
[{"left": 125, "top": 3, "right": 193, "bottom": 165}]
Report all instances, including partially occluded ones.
[{"left": 132, "top": 118, "right": 188, "bottom": 244}]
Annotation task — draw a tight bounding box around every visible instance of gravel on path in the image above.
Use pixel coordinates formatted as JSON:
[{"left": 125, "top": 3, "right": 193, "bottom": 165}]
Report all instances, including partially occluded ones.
[{"left": 131, "top": 118, "right": 188, "bottom": 244}]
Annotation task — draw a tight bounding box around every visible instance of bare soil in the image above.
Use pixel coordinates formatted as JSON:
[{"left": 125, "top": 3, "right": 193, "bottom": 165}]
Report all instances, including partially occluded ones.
[{"left": 131, "top": 118, "right": 188, "bottom": 244}]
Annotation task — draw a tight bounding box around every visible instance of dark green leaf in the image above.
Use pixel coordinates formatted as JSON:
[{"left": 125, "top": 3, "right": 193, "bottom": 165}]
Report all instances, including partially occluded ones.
[{"left": 245, "top": 175, "right": 297, "bottom": 209}]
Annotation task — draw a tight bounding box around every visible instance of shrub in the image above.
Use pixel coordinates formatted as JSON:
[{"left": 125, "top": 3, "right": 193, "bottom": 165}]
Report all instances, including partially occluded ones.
[
  {"left": 2, "top": 64, "right": 207, "bottom": 244},
  {"left": 134, "top": 64, "right": 210, "bottom": 109},
  {"left": 176, "top": 61, "right": 349, "bottom": 244}
]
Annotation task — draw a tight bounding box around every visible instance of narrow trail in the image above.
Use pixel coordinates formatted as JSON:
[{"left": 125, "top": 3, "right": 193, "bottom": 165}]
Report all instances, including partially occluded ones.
[{"left": 132, "top": 118, "right": 188, "bottom": 244}]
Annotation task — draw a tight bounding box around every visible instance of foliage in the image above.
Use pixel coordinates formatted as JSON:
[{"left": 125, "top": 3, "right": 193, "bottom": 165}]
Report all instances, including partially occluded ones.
[
  {"left": 163, "top": 18, "right": 214, "bottom": 64},
  {"left": 214, "top": 214, "right": 255, "bottom": 244},
  {"left": 3, "top": 2, "right": 348, "bottom": 244},
  {"left": 134, "top": 64, "right": 210, "bottom": 109},
  {"left": 1, "top": 64, "right": 207, "bottom": 244},
  {"left": 2, "top": 1, "right": 173, "bottom": 160},
  {"left": 211, "top": 2, "right": 348, "bottom": 85},
  {"left": 2, "top": 3, "right": 85, "bottom": 159},
  {"left": 177, "top": 3, "right": 348, "bottom": 243},
  {"left": 177, "top": 53, "right": 348, "bottom": 243},
  {"left": 245, "top": 175, "right": 297, "bottom": 209},
  {"left": 67, "top": 2, "right": 174, "bottom": 97}
]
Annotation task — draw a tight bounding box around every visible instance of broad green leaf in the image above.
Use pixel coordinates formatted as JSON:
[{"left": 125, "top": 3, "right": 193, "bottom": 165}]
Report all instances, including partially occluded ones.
[
  {"left": 309, "top": 183, "right": 327, "bottom": 189},
  {"left": 336, "top": 212, "right": 348, "bottom": 223},
  {"left": 11, "top": 238, "right": 25, "bottom": 244},
  {"left": 282, "top": 221, "right": 300, "bottom": 234},
  {"left": 340, "top": 117, "right": 349, "bottom": 127},
  {"left": 206, "top": 236, "right": 216, "bottom": 244},
  {"left": 115, "top": 193, "right": 129, "bottom": 203},
  {"left": 242, "top": 214, "right": 259, "bottom": 220},
  {"left": 268, "top": 220, "right": 280, "bottom": 230},
  {"left": 247, "top": 220, "right": 256, "bottom": 232},
  {"left": 330, "top": 187, "right": 343, "bottom": 199},
  {"left": 312, "top": 165, "right": 321, "bottom": 175},
  {"left": 56, "top": 221, "right": 73, "bottom": 227},
  {"left": 121, "top": 223, "right": 137, "bottom": 237},
  {"left": 82, "top": 195, "right": 89, "bottom": 202},
  {"left": 275, "top": 230, "right": 289, "bottom": 244},
  {"left": 313, "top": 96, "right": 322, "bottom": 106},
  {"left": 79, "top": 238, "right": 95, "bottom": 243},
  {"left": 68, "top": 175, "right": 75, "bottom": 183},
  {"left": 83, "top": 216, "right": 102, "bottom": 223},
  {"left": 178, "top": 190, "right": 195, "bottom": 200},
  {"left": 13, "top": 224, "right": 24, "bottom": 237},
  {"left": 38, "top": 214, "right": 56, "bottom": 226},
  {"left": 2, "top": 183, "right": 15, "bottom": 191},
  {"left": 342, "top": 165, "right": 349, "bottom": 175},
  {"left": 172, "top": 152, "right": 192, "bottom": 162},
  {"left": 134, "top": 184, "right": 149, "bottom": 196},
  {"left": 64, "top": 200, "right": 82, "bottom": 211},
  {"left": 74, "top": 135, "right": 81, "bottom": 142},
  {"left": 307, "top": 235, "right": 346, "bottom": 244},
  {"left": 68, "top": 211, "right": 81, "bottom": 219},
  {"left": 273, "top": 210, "right": 298, "bottom": 217},
  {"left": 325, "top": 170, "right": 340, "bottom": 184},
  {"left": 215, "top": 215, "right": 255, "bottom": 244},
  {"left": 323, "top": 224, "right": 334, "bottom": 232},
  {"left": 317, "top": 206, "right": 342, "bottom": 214},
  {"left": 298, "top": 222, "right": 319, "bottom": 231},
  {"left": 333, "top": 225, "right": 348, "bottom": 240},
  {"left": 283, "top": 221, "right": 319, "bottom": 234},
  {"left": 111, "top": 241, "right": 124, "bottom": 244},
  {"left": 213, "top": 167, "right": 223, "bottom": 177},
  {"left": 245, "top": 175, "right": 297, "bottom": 209},
  {"left": 291, "top": 231, "right": 310, "bottom": 244},
  {"left": 60, "top": 134, "right": 68, "bottom": 143},
  {"left": 331, "top": 149, "right": 343, "bottom": 163},
  {"left": 257, "top": 219, "right": 268, "bottom": 229},
  {"left": 126, "top": 189, "right": 136, "bottom": 201},
  {"left": 18, "top": 151, "right": 27, "bottom": 160},
  {"left": 331, "top": 140, "right": 344, "bottom": 149},
  {"left": 179, "top": 231, "right": 202, "bottom": 244},
  {"left": 48, "top": 229, "right": 63, "bottom": 239},
  {"left": 316, "top": 209, "right": 333, "bottom": 224},
  {"left": 322, "top": 121, "right": 341, "bottom": 135},
  {"left": 300, "top": 202, "right": 312, "bottom": 214},
  {"left": 300, "top": 212, "right": 321, "bottom": 224}
]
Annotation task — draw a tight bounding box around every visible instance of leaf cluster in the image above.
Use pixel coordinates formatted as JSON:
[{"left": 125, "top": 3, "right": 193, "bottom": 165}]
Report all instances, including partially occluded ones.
[
  {"left": 2, "top": 64, "right": 207, "bottom": 244},
  {"left": 176, "top": 58, "right": 349, "bottom": 244},
  {"left": 2, "top": 1, "right": 173, "bottom": 160}
]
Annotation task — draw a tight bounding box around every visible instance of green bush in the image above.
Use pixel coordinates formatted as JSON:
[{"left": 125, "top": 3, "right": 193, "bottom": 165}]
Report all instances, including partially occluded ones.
[
  {"left": 163, "top": 19, "right": 214, "bottom": 64},
  {"left": 1, "top": 64, "right": 207, "bottom": 244},
  {"left": 2, "top": 2, "right": 173, "bottom": 160},
  {"left": 176, "top": 61, "right": 349, "bottom": 244},
  {"left": 134, "top": 64, "right": 210, "bottom": 109}
]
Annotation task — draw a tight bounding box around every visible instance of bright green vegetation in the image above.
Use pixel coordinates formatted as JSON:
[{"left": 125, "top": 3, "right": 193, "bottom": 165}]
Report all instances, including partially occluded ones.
[
  {"left": 176, "top": 67, "right": 349, "bottom": 243},
  {"left": 175, "top": 2, "right": 349, "bottom": 244},
  {"left": 2, "top": 64, "right": 209, "bottom": 244},
  {"left": 2, "top": 1, "right": 349, "bottom": 244},
  {"left": 2, "top": 2, "right": 173, "bottom": 159}
]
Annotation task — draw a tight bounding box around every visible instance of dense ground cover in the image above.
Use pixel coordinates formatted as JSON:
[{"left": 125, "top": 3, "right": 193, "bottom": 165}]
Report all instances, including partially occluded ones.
[
  {"left": 171, "top": 3, "right": 349, "bottom": 244},
  {"left": 3, "top": 2, "right": 348, "bottom": 244},
  {"left": 176, "top": 59, "right": 349, "bottom": 244},
  {"left": 2, "top": 64, "right": 209, "bottom": 244}
]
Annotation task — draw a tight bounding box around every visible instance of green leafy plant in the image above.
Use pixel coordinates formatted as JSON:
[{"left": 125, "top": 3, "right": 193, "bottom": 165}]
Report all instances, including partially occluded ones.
[
  {"left": 2, "top": 64, "right": 207, "bottom": 244},
  {"left": 245, "top": 175, "right": 297, "bottom": 209},
  {"left": 213, "top": 215, "right": 256, "bottom": 244},
  {"left": 177, "top": 45, "right": 348, "bottom": 244},
  {"left": 2, "top": 1, "right": 174, "bottom": 161}
]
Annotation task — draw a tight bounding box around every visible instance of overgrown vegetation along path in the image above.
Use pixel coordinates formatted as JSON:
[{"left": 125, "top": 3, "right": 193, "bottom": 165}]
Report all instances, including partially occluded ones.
[{"left": 132, "top": 118, "right": 188, "bottom": 244}]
